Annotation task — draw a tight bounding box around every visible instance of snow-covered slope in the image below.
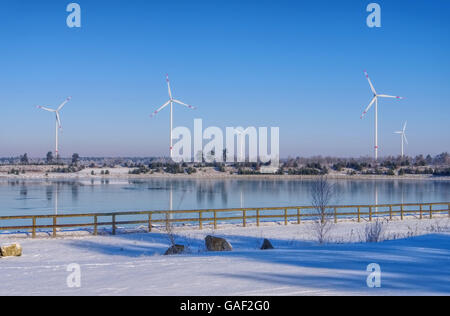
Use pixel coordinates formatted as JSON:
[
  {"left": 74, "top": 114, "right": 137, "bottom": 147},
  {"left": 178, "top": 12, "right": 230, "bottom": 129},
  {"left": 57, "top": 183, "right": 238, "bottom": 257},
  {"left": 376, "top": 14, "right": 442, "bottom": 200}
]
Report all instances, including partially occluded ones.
[{"left": 0, "top": 218, "right": 449, "bottom": 296}]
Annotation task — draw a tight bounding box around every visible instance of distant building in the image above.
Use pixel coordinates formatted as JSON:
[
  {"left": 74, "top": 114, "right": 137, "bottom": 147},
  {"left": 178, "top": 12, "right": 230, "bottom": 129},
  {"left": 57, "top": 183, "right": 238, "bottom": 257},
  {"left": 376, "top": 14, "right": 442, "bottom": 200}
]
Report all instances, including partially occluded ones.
[{"left": 260, "top": 165, "right": 279, "bottom": 174}]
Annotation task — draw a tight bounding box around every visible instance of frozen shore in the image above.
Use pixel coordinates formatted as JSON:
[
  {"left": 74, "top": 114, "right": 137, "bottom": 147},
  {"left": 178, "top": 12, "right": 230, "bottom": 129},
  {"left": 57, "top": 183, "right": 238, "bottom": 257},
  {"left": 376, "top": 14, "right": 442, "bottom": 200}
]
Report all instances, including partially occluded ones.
[
  {"left": 1, "top": 217, "right": 449, "bottom": 296},
  {"left": 1, "top": 166, "right": 449, "bottom": 181}
]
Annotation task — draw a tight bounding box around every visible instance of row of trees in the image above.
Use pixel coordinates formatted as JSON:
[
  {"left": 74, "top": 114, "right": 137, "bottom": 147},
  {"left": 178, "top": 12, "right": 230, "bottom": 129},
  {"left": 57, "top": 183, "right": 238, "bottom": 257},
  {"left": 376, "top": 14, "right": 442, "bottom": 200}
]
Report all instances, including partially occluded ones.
[
  {"left": 4, "top": 152, "right": 449, "bottom": 170},
  {"left": 12, "top": 152, "right": 81, "bottom": 165},
  {"left": 45, "top": 152, "right": 80, "bottom": 164},
  {"left": 283, "top": 153, "right": 450, "bottom": 168}
]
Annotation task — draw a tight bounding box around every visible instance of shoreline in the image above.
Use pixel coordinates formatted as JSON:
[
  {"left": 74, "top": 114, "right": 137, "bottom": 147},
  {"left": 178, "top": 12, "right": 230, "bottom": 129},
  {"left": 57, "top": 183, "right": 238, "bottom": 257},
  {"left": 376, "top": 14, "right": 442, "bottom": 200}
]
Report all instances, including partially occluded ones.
[{"left": 1, "top": 171, "right": 449, "bottom": 181}]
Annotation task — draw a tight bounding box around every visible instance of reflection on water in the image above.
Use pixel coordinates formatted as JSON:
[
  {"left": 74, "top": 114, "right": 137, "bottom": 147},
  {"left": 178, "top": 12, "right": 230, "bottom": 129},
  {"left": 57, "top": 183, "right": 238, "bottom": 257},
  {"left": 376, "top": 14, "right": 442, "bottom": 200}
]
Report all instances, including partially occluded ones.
[{"left": 0, "top": 178, "right": 449, "bottom": 216}]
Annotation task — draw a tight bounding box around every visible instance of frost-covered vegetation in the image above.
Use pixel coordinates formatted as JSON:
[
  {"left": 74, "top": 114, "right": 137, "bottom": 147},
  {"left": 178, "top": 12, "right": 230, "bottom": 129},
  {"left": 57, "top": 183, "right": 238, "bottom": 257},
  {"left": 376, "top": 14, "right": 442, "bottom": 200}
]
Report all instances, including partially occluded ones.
[{"left": 1, "top": 152, "right": 449, "bottom": 177}]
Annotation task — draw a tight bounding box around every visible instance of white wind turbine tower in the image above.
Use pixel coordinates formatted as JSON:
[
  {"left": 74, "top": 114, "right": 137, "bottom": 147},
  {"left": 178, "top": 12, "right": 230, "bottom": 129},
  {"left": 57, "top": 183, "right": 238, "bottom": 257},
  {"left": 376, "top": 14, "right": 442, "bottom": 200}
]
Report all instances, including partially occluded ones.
[
  {"left": 394, "top": 121, "right": 408, "bottom": 157},
  {"left": 37, "top": 97, "right": 72, "bottom": 160},
  {"left": 150, "top": 75, "right": 196, "bottom": 159},
  {"left": 360, "top": 71, "right": 404, "bottom": 160}
]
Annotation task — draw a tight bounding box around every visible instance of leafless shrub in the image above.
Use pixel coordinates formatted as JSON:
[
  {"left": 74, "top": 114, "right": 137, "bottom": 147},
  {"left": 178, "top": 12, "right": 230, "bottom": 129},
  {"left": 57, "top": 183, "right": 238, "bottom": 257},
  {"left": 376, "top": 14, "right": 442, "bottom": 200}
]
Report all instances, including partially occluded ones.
[
  {"left": 364, "top": 219, "right": 387, "bottom": 243},
  {"left": 383, "top": 220, "right": 449, "bottom": 241},
  {"left": 426, "top": 220, "right": 450, "bottom": 233},
  {"left": 311, "top": 175, "right": 335, "bottom": 244},
  {"left": 164, "top": 211, "right": 176, "bottom": 247},
  {"left": 181, "top": 233, "right": 196, "bottom": 254}
]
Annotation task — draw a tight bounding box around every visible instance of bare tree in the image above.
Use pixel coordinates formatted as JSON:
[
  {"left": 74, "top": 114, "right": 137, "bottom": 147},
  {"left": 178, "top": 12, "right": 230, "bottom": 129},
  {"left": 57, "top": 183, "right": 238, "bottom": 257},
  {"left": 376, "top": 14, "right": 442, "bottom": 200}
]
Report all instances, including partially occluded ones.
[{"left": 311, "top": 175, "right": 335, "bottom": 244}]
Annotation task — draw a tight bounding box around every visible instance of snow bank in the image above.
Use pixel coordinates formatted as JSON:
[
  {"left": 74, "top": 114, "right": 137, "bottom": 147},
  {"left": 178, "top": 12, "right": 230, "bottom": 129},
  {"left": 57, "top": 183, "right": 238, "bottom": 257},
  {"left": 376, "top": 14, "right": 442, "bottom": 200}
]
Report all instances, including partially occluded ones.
[{"left": 0, "top": 217, "right": 449, "bottom": 296}]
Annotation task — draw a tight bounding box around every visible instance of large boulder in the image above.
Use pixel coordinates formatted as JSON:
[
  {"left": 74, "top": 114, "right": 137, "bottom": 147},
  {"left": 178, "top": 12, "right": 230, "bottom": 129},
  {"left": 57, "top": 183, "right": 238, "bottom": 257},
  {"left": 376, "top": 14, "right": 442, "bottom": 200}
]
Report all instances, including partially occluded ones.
[
  {"left": 164, "top": 244, "right": 185, "bottom": 255},
  {"left": 0, "top": 243, "right": 22, "bottom": 257},
  {"left": 260, "top": 239, "right": 274, "bottom": 250},
  {"left": 205, "top": 235, "right": 232, "bottom": 252}
]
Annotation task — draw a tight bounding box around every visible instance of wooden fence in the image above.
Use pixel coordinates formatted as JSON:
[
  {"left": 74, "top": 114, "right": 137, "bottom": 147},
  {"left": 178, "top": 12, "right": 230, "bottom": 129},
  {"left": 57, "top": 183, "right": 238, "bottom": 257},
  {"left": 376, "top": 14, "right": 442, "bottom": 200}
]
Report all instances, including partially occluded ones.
[{"left": 0, "top": 202, "right": 448, "bottom": 238}]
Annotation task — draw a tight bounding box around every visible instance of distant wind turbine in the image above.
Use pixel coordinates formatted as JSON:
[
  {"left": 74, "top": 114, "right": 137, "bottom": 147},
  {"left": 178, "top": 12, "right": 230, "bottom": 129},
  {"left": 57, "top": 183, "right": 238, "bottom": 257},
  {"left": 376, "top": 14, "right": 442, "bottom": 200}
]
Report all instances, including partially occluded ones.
[
  {"left": 394, "top": 121, "right": 408, "bottom": 157},
  {"left": 37, "top": 97, "right": 72, "bottom": 160},
  {"left": 150, "top": 75, "right": 196, "bottom": 159},
  {"left": 360, "top": 71, "right": 404, "bottom": 160}
]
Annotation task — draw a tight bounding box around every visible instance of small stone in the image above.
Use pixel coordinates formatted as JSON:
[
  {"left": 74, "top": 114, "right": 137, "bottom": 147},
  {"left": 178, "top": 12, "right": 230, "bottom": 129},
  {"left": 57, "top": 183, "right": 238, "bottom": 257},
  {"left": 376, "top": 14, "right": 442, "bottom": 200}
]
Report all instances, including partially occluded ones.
[
  {"left": 0, "top": 243, "right": 22, "bottom": 257},
  {"left": 260, "top": 239, "right": 274, "bottom": 250},
  {"left": 164, "top": 244, "right": 185, "bottom": 255}
]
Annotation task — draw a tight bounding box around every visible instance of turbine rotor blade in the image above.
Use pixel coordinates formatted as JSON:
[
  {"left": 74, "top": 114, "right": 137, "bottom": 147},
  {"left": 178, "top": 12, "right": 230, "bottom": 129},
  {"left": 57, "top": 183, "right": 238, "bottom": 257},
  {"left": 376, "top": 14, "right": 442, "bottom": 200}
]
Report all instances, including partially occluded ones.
[
  {"left": 37, "top": 106, "right": 56, "bottom": 112},
  {"left": 57, "top": 96, "right": 72, "bottom": 111},
  {"left": 360, "top": 97, "right": 376, "bottom": 119},
  {"left": 56, "top": 112, "right": 62, "bottom": 129},
  {"left": 364, "top": 71, "right": 377, "bottom": 95},
  {"left": 378, "top": 94, "right": 404, "bottom": 99},
  {"left": 166, "top": 74, "right": 173, "bottom": 99},
  {"left": 403, "top": 121, "right": 407, "bottom": 132},
  {"left": 403, "top": 134, "right": 408, "bottom": 145},
  {"left": 172, "top": 99, "right": 196, "bottom": 109},
  {"left": 150, "top": 100, "right": 170, "bottom": 118}
]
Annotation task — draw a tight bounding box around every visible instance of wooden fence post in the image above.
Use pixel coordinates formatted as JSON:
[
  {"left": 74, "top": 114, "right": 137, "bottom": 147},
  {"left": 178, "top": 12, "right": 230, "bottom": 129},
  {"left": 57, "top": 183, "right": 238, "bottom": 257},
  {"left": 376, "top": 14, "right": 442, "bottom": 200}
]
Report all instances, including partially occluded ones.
[
  {"left": 6, "top": 202, "right": 450, "bottom": 239},
  {"left": 52, "top": 216, "right": 57, "bottom": 238},
  {"left": 94, "top": 215, "right": 98, "bottom": 236},
  {"left": 334, "top": 207, "right": 337, "bottom": 224},
  {"left": 32, "top": 217, "right": 36, "bottom": 239},
  {"left": 112, "top": 214, "right": 116, "bottom": 235},
  {"left": 148, "top": 213, "right": 152, "bottom": 232}
]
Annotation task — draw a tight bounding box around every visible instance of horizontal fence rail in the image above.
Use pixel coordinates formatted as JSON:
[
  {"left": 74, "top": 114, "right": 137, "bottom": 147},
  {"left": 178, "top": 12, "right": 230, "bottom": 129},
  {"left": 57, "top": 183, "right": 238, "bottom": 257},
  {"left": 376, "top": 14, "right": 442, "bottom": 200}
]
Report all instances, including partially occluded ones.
[{"left": 0, "top": 202, "right": 449, "bottom": 238}]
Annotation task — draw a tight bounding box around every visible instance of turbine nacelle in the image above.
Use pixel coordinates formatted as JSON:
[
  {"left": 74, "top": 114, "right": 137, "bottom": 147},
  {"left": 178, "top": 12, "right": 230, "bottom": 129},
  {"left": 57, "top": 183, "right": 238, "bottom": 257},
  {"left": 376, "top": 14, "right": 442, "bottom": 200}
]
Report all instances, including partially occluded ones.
[
  {"left": 360, "top": 71, "right": 404, "bottom": 120},
  {"left": 150, "top": 75, "right": 196, "bottom": 157},
  {"left": 150, "top": 75, "right": 196, "bottom": 118},
  {"left": 360, "top": 71, "right": 404, "bottom": 160},
  {"left": 36, "top": 97, "right": 72, "bottom": 159},
  {"left": 394, "top": 121, "right": 408, "bottom": 157},
  {"left": 394, "top": 121, "right": 408, "bottom": 144},
  {"left": 37, "top": 97, "right": 72, "bottom": 129}
]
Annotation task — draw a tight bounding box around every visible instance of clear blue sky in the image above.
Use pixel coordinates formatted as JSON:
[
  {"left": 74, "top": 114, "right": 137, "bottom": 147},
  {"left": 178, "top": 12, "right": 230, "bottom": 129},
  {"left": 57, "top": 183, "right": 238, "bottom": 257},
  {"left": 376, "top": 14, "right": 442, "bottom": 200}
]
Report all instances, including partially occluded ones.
[{"left": 0, "top": 0, "right": 449, "bottom": 158}]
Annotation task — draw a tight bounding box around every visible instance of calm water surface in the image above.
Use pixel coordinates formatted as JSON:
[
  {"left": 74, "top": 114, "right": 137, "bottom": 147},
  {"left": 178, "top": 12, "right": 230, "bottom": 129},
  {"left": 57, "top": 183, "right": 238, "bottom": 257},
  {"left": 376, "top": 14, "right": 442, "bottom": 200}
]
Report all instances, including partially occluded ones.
[{"left": 1, "top": 178, "right": 449, "bottom": 216}]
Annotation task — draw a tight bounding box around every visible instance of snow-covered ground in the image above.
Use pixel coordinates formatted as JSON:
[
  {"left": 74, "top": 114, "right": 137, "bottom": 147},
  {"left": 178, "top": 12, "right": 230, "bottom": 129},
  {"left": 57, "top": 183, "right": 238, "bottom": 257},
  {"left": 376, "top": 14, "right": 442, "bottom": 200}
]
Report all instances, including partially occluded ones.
[{"left": 0, "top": 217, "right": 449, "bottom": 296}]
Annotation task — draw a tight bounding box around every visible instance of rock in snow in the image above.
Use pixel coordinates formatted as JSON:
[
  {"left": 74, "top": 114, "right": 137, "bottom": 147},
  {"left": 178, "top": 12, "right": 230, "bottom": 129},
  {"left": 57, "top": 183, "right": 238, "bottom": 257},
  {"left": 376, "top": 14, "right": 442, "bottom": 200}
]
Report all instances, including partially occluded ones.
[
  {"left": 164, "top": 244, "right": 185, "bottom": 255},
  {"left": 205, "top": 235, "right": 232, "bottom": 252},
  {"left": 260, "top": 238, "right": 274, "bottom": 250},
  {"left": 0, "top": 243, "right": 22, "bottom": 257}
]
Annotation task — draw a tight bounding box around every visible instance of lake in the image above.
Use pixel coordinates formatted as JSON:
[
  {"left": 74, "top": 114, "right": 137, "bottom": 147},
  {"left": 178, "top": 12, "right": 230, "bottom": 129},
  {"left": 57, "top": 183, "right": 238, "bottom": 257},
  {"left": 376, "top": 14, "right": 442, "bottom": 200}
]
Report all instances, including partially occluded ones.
[{"left": 1, "top": 178, "right": 449, "bottom": 217}]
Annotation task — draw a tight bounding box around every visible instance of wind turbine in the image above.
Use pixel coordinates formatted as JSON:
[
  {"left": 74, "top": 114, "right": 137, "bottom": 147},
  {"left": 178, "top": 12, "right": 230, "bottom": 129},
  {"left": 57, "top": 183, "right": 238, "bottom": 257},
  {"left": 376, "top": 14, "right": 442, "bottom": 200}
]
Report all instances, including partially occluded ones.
[
  {"left": 150, "top": 75, "right": 196, "bottom": 159},
  {"left": 37, "top": 97, "right": 72, "bottom": 160},
  {"left": 394, "top": 121, "right": 408, "bottom": 157},
  {"left": 360, "top": 71, "right": 404, "bottom": 160}
]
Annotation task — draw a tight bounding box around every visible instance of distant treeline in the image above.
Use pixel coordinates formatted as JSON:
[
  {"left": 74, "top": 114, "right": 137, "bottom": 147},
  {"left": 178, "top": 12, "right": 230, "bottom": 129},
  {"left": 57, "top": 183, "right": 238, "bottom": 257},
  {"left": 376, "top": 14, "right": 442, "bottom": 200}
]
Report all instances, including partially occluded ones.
[
  {"left": 1, "top": 152, "right": 449, "bottom": 165},
  {"left": 0, "top": 153, "right": 449, "bottom": 177},
  {"left": 282, "top": 152, "right": 450, "bottom": 167}
]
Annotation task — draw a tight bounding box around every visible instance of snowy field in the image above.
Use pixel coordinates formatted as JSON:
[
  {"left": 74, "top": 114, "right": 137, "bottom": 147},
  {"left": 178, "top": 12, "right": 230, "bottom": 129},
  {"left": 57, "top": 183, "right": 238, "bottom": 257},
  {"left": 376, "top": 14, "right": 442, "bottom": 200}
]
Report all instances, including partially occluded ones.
[{"left": 0, "top": 217, "right": 449, "bottom": 296}]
